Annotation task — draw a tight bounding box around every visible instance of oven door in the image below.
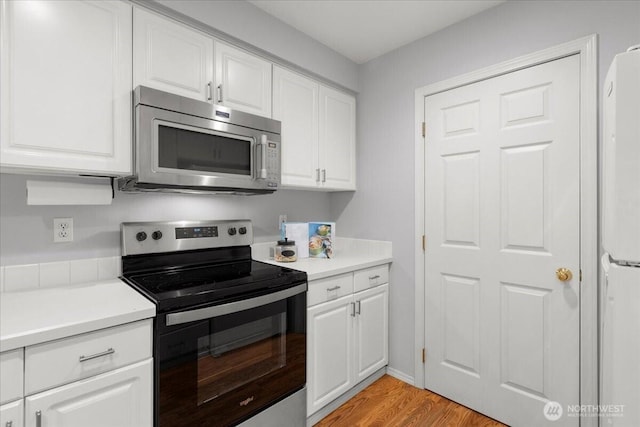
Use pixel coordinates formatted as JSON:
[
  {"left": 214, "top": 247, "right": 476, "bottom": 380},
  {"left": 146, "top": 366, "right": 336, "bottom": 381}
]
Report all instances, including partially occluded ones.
[
  {"left": 135, "top": 104, "right": 277, "bottom": 192},
  {"left": 156, "top": 283, "right": 306, "bottom": 427}
]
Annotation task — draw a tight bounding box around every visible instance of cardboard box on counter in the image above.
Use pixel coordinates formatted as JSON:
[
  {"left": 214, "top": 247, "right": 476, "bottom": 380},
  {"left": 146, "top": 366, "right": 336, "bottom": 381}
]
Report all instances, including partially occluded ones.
[
  {"left": 280, "top": 222, "right": 309, "bottom": 258},
  {"left": 280, "top": 222, "right": 336, "bottom": 259}
]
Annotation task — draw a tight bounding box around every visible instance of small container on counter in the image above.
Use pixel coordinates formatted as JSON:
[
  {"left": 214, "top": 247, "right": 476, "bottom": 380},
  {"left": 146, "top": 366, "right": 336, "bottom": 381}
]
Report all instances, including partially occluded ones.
[{"left": 275, "top": 238, "right": 297, "bottom": 262}]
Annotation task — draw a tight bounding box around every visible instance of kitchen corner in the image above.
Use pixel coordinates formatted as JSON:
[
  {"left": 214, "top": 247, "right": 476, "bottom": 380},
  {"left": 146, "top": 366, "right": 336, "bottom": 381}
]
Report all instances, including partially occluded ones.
[{"left": 252, "top": 237, "right": 393, "bottom": 280}]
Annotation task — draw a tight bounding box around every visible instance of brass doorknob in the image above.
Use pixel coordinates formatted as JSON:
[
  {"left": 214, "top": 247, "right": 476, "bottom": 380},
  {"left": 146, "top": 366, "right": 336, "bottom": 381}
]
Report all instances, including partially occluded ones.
[{"left": 556, "top": 268, "right": 573, "bottom": 282}]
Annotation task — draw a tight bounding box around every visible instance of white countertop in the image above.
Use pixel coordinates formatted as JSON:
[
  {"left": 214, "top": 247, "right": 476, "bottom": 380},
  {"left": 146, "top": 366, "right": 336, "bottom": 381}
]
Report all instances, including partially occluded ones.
[
  {"left": 253, "top": 237, "right": 392, "bottom": 281},
  {"left": 0, "top": 279, "right": 155, "bottom": 352}
]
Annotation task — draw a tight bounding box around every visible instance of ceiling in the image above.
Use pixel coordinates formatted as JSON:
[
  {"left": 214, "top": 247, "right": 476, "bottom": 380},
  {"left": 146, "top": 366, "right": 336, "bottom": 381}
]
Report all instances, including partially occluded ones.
[{"left": 248, "top": 0, "right": 505, "bottom": 64}]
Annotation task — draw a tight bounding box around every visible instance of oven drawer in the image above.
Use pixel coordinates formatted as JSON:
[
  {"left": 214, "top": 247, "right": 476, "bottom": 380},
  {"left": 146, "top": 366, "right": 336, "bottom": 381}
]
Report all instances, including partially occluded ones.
[
  {"left": 25, "top": 319, "right": 152, "bottom": 395},
  {"left": 354, "top": 265, "right": 389, "bottom": 292},
  {"left": 308, "top": 273, "right": 353, "bottom": 307}
]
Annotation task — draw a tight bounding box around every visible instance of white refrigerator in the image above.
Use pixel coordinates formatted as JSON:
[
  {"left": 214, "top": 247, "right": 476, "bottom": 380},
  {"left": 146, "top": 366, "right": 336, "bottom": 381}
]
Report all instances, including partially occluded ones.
[{"left": 601, "top": 45, "right": 640, "bottom": 427}]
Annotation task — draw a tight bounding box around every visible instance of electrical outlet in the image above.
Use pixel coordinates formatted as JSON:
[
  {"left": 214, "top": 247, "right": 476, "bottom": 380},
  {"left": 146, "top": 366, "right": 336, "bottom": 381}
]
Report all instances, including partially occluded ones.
[
  {"left": 53, "top": 218, "right": 73, "bottom": 243},
  {"left": 278, "top": 214, "right": 287, "bottom": 230}
]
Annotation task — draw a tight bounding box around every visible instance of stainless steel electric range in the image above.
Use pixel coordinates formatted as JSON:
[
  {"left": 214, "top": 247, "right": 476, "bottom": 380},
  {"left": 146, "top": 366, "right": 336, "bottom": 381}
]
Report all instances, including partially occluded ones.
[{"left": 120, "top": 220, "right": 307, "bottom": 427}]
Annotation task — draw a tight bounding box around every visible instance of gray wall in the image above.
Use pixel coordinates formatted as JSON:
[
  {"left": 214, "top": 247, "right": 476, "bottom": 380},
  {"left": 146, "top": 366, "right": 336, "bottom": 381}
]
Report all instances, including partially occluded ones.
[
  {"left": 0, "top": 174, "right": 331, "bottom": 265},
  {"left": 332, "top": 0, "right": 640, "bottom": 381}
]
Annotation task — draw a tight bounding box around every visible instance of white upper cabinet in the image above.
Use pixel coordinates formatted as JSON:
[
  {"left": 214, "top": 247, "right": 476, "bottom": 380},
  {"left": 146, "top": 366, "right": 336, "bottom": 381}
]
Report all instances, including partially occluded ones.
[
  {"left": 274, "top": 67, "right": 356, "bottom": 191},
  {"left": 215, "top": 41, "right": 272, "bottom": 117},
  {"left": 133, "top": 7, "right": 214, "bottom": 102},
  {"left": 273, "top": 66, "right": 319, "bottom": 188},
  {"left": 319, "top": 86, "right": 356, "bottom": 190},
  {"left": 0, "top": 0, "right": 132, "bottom": 176}
]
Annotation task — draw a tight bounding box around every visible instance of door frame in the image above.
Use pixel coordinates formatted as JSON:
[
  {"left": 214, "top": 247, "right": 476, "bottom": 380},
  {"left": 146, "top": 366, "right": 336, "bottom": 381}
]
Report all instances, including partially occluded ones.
[{"left": 413, "top": 34, "right": 598, "bottom": 424}]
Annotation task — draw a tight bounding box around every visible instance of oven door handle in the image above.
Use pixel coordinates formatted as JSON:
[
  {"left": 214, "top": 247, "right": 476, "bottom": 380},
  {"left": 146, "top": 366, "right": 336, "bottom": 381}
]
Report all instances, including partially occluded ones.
[{"left": 165, "top": 283, "right": 307, "bottom": 326}]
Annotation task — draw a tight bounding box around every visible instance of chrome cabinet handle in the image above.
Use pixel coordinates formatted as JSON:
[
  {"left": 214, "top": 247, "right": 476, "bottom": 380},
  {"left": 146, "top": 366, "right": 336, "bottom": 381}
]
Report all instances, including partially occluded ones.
[
  {"left": 356, "top": 300, "right": 361, "bottom": 315},
  {"left": 217, "top": 84, "right": 223, "bottom": 103},
  {"left": 7, "top": 421, "right": 13, "bottom": 427},
  {"left": 327, "top": 286, "right": 341, "bottom": 292},
  {"left": 350, "top": 302, "right": 356, "bottom": 317},
  {"left": 369, "top": 275, "right": 380, "bottom": 280},
  {"left": 36, "top": 411, "right": 42, "bottom": 427},
  {"left": 79, "top": 348, "right": 115, "bottom": 362},
  {"left": 316, "top": 168, "right": 320, "bottom": 182},
  {"left": 321, "top": 169, "right": 326, "bottom": 183},
  {"left": 206, "top": 82, "right": 212, "bottom": 101}
]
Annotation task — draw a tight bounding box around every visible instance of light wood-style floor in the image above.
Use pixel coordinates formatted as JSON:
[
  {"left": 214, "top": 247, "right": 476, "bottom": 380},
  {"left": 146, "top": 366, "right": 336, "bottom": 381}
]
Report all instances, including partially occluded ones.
[{"left": 316, "top": 375, "right": 507, "bottom": 427}]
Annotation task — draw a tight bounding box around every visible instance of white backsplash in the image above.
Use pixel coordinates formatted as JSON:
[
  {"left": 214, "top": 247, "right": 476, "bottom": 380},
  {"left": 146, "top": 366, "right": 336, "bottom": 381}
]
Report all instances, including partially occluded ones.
[{"left": 0, "top": 256, "right": 121, "bottom": 293}]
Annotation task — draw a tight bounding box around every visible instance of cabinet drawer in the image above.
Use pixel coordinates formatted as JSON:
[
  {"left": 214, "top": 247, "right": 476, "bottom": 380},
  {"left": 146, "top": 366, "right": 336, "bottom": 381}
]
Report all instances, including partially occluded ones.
[
  {"left": 0, "top": 349, "right": 24, "bottom": 404},
  {"left": 308, "top": 273, "right": 353, "bottom": 307},
  {"left": 354, "top": 265, "right": 389, "bottom": 292},
  {"left": 25, "top": 319, "right": 152, "bottom": 395},
  {"left": 0, "top": 399, "right": 24, "bottom": 427}
]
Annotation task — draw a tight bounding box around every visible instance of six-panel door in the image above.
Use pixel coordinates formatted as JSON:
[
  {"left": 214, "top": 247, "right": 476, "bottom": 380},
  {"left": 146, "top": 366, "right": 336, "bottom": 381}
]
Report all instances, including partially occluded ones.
[{"left": 424, "top": 55, "right": 581, "bottom": 426}]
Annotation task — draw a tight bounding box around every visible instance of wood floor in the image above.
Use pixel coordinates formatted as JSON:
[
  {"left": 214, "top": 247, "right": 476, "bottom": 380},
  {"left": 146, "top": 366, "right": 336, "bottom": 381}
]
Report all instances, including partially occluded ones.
[{"left": 316, "top": 375, "right": 506, "bottom": 427}]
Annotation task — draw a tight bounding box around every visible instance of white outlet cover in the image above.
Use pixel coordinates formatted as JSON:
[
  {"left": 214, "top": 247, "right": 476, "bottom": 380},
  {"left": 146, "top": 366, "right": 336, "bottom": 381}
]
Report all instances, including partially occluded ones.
[{"left": 54, "top": 217, "right": 74, "bottom": 243}]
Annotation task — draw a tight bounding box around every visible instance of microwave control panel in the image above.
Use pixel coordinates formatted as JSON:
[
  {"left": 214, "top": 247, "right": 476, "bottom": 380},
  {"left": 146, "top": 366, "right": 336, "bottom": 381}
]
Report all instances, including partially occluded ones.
[{"left": 266, "top": 141, "right": 280, "bottom": 188}]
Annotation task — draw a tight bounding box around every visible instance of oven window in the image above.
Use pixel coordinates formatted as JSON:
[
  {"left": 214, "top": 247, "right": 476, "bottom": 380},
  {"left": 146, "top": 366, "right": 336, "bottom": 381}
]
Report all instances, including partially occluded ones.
[
  {"left": 157, "top": 292, "right": 306, "bottom": 427},
  {"left": 197, "top": 310, "right": 286, "bottom": 405},
  {"left": 158, "top": 124, "right": 251, "bottom": 175}
]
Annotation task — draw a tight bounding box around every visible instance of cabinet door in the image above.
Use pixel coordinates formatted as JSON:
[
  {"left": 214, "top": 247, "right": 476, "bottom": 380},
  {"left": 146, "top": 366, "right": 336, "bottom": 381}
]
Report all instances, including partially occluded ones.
[
  {"left": 133, "top": 7, "right": 214, "bottom": 101},
  {"left": 24, "top": 359, "right": 152, "bottom": 427},
  {"left": 307, "top": 295, "right": 354, "bottom": 416},
  {"left": 0, "top": 349, "right": 23, "bottom": 405},
  {"left": 0, "top": 0, "right": 132, "bottom": 176},
  {"left": 354, "top": 284, "right": 388, "bottom": 383},
  {"left": 215, "top": 41, "right": 272, "bottom": 117},
  {"left": 319, "top": 86, "right": 356, "bottom": 190},
  {"left": 273, "top": 66, "right": 319, "bottom": 188},
  {"left": 0, "top": 400, "right": 24, "bottom": 427}
]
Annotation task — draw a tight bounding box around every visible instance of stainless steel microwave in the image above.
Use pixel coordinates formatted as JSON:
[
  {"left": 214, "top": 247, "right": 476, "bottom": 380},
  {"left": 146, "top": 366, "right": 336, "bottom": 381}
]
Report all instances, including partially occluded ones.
[{"left": 119, "top": 86, "right": 281, "bottom": 195}]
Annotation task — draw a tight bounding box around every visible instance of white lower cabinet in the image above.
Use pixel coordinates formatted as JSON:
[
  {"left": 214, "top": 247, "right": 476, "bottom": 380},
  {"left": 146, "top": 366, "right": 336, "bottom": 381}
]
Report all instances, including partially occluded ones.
[
  {"left": 306, "top": 266, "right": 389, "bottom": 417},
  {"left": 0, "top": 319, "right": 153, "bottom": 427},
  {"left": 0, "top": 399, "right": 24, "bottom": 427},
  {"left": 354, "top": 284, "right": 389, "bottom": 383},
  {"left": 24, "top": 359, "right": 152, "bottom": 427},
  {"left": 307, "top": 294, "right": 354, "bottom": 415}
]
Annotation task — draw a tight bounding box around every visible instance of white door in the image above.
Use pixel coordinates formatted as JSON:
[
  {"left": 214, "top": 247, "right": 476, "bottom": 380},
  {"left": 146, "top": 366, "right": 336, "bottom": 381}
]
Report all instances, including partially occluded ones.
[
  {"left": 307, "top": 295, "right": 353, "bottom": 415},
  {"left": 354, "top": 284, "right": 389, "bottom": 382},
  {"left": 133, "top": 7, "right": 214, "bottom": 101},
  {"left": 0, "top": 0, "right": 132, "bottom": 175},
  {"left": 273, "top": 66, "right": 320, "bottom": 188},
  {"left": 424, "top": 55, "right": 580, "bottom": 426},
  {"left": 25, "top": 360, "right": 152, "bottom": 427},
  {"left": 319, "top": 86, "right": 357, "bottom": 190},
  {"left": 214, "top": 41, "right": 272, "bottom": 117}
]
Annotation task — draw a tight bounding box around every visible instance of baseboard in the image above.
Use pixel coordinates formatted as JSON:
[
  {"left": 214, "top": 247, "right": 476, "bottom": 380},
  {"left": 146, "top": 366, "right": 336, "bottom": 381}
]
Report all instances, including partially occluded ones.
[
  {"left": 306, "top": 367, "right": 387, "bottom": 426},
  {"left": 386, "top": 367, "right": 415, "bottom": 386}
]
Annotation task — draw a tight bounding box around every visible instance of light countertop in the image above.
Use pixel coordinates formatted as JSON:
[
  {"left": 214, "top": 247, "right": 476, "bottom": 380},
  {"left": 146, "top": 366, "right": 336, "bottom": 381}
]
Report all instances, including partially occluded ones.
[
  {"left": 0, "top": 279, "right": 155, "bottom": 352},
  {"left": 253, "top": 237, "right": 392, "bottom": 281}
]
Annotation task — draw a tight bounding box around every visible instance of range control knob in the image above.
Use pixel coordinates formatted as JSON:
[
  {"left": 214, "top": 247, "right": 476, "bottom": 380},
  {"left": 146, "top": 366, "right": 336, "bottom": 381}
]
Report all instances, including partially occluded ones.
[
  {"left": 152, "top": 231, "right": 163, "bottom": 240},
  {"left": 228, "top": 227, "right": 237, "bottom": 236},
  {"left": 136, "top": 231, "right": 147, "bottom": 242},
  {"left": 238, "top": 227, "right": 247, "bottom": 235}
]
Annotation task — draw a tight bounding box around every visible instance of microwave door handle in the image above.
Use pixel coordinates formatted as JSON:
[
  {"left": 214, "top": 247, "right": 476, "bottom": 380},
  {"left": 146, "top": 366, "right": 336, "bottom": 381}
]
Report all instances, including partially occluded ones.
[
  {"left": 258, "top": 135, "right": 268, "bottom": 179},
  {"left": 165, "top": 283, "right": 307, "bottom": 326}
]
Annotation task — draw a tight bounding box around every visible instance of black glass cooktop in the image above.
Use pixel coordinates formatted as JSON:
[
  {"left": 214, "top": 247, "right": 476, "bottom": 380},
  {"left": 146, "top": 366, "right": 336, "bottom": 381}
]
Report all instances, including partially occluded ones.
[{"left": 122, "top": 254, "right": 306, "bottom": 312}]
